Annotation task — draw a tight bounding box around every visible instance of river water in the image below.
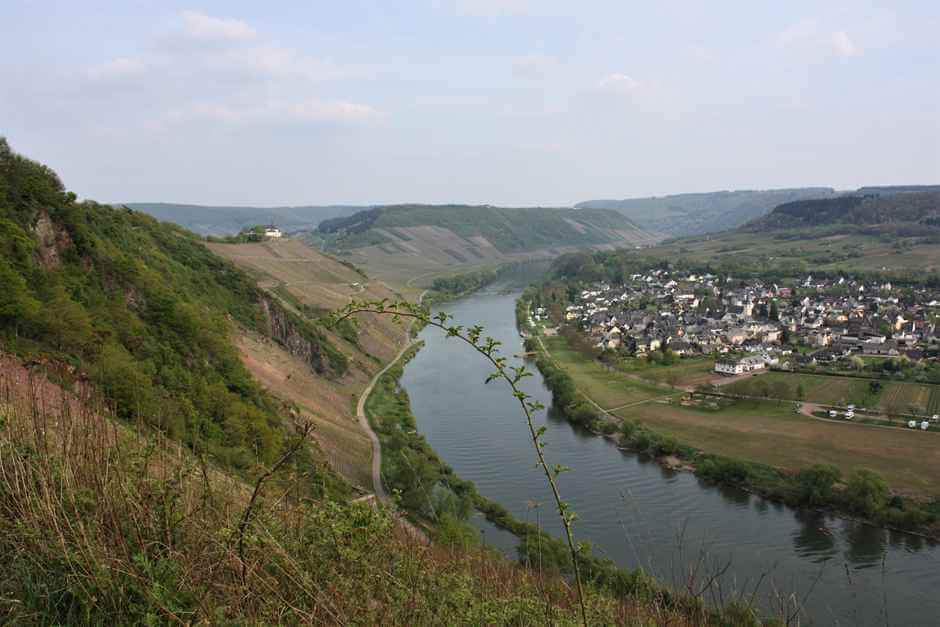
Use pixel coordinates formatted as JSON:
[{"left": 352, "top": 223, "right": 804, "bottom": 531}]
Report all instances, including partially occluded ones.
[{"left": 400, "top": 289, "right": 940, "bottom": 625}]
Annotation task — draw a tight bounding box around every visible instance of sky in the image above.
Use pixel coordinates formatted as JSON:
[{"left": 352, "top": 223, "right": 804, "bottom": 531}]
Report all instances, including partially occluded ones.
[{"left": 2, "top": 1, "right": 938, "bottom": 206}]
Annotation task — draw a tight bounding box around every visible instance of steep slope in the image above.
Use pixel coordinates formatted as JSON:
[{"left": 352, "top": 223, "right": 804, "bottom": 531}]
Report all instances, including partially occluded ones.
[
  {"left": 313, "top": 204, "right": 658, "bottom": 284},
  {"left": 207, "top": 239, "right": 416, "bottom": 487},
  {"left": 0, "top": 137, "right": 362, "bottom": 491},
  {"left": 577, "top": 188, "right": 838, "bottom": 236},
  {"left": 125, "top": 202, "right": 365, "bottom": 236}
]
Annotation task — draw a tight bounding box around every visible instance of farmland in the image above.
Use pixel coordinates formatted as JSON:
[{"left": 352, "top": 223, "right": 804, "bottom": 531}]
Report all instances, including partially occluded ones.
[
  {"left": 541, "top": 337, "right": 668, "bottom": 409},
  {"left": 542, "top": 336, "right": 940, "bottom": 496},
  {"left": 723, "top": 371, "right": 940, "bottom": 417},
  {"left": 723, "top": 372, "right": 882, "bottom": 408}
]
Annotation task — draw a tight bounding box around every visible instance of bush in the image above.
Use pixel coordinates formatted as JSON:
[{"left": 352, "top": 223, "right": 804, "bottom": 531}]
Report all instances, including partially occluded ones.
[
  {"left": 844, "top": 469, "right": 889, "bottom": 517},
  {"left": 796, "top": 464, "right": 841, "bottom": 507}
]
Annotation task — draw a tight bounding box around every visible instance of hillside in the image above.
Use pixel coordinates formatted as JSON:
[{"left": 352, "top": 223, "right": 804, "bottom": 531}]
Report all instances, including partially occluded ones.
[
  {"left": 744, "top": 190, "right": 940, "bottom": 232},
  {"left": 207, "top": 239, "right": 416, "bottom": 486},
  {"left": 577, "top": 188, "right": 838, "bottom": 237},
  {"left": 559, "top": 190, "right": 940, "bottom": 280},
  {"left": 126, "top": 202, "right": 364, "bottom": 236},
  {"left": 0, "top": 138, "right": 363, "bottom": 486},
  {"left": 313, "top": 204, "right": 658, "bottom": 284},
  {"left": 0, "top": 137, "right": 758, "bottom": 625}
]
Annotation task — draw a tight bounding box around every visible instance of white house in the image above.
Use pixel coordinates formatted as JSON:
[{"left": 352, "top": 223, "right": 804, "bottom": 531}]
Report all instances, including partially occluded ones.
[
  {"left": 714, "top": 355, "right": 766, "bottom": 375},
  {"left": 264, "top": 226, "right": 283, "bottom": 239}
]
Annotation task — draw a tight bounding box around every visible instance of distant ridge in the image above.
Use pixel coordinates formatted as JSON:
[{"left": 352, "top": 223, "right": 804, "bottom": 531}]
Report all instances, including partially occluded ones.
[
  {"left": 743, "top": 190, "right": 940, "bottom": 232},
  {"left": 124, "top": 202, "right": 366, "bottom": 236},
  {"left": 311, "top": 203, "right": 659, "bottom": 283},
  {"left": 576, "top": 188, "right": 838, "bottom": 237}
]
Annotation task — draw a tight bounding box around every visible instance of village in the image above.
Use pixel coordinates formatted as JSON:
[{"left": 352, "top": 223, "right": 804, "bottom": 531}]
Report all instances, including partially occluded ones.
[
  {"left": 549, "top": 269, "right": 940, "bottom": 374},
  {"left": 520, "top": 269, "right": 940, "bottom": 432}
]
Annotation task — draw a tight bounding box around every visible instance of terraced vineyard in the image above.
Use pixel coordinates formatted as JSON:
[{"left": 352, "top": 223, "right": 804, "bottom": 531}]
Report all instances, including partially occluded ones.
[
  {"left": 724, "top": 372, "right": 881, "bottom": 407},
  {"left": 879, "top": 382, "right": 935, "bottom": 414}
]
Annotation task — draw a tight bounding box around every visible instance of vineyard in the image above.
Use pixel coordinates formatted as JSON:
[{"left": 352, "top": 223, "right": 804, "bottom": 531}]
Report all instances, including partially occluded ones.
[{"left": 878, "top": 382, "right": 940, "bottom": 415}]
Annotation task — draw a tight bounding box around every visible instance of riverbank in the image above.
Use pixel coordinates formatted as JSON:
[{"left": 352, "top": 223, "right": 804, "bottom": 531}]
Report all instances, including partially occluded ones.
[
  {"left": 523, "top": 309, "right": 940, "bottom": 539},
  {"left": 359, "top": 292, "right": 791, "bottom": 624}
]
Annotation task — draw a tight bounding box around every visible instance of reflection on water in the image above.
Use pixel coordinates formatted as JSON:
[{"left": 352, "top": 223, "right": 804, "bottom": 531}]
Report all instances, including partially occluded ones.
[
  {"left": 401, "top": 289, "right": 940, "bottom": 625},
  {"left": 792, "top": 511, "right": 837, "bottom": 563}
]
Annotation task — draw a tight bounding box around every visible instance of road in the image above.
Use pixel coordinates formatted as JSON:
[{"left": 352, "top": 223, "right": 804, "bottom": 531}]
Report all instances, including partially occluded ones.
[{"left": 356, "top": 290, "right": 427, "bottom": 502}]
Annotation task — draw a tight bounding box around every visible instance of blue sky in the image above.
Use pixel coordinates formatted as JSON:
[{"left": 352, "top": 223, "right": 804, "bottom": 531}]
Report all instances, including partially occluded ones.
[{"left": 2, "top": 1, "right": 938, "bottom": 206}]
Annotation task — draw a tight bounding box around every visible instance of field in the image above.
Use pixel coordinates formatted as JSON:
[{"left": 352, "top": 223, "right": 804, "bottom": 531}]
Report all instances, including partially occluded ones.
[
  {"left": 724, "top": 372, "right": 882, "bottom": 407},
  {"left": 722, "top": 372, "right": 940, "bottom": 417},
  {"left": 617, "top": 399, "right": 940, "bottom": 496},
  {"left": 541, "top": 337, "right": 668, "bottom": 409},
  {"left": 880, "top": 382, "right": 940, "bottom": 415},
  {"left": 619, "top": 357, "right": 715, "bottom": 387},
  {"left": 542, "top": 336, "right": 940, "bottom": 497}
]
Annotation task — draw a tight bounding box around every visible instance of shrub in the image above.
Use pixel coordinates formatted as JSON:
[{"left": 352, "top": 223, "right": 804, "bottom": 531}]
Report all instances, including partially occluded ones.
[
  {"left": 795, "top": 464, "right": 841, "bottom": 507},
  {"left": 844, "top": 469, "right": 889, "bottom": 517}
]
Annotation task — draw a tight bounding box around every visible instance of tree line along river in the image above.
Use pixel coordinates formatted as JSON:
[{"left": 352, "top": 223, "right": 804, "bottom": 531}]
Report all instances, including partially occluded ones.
[{"left": 399, "top": 288, "right": 940, "bottom": 626}]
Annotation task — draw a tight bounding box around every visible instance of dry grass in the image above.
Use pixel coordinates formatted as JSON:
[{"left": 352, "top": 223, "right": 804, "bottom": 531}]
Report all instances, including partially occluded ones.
[
  {"left": 209, "top": 239, "right": 419, "bottom": 489},
  {"left": 0, "top": 355, "right": 705, "bottom": 626}
]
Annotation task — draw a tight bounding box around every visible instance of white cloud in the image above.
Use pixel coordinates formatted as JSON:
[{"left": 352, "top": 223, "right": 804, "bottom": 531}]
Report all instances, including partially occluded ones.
[
  {"left": 831, "top": 31, "right": 860, "bottom": 57},
  {"left": 86, "top": 57, "right": 146, "bottom": 81},
  {"left": 776, "top": 17, "right": 819, "bottom": 48},
  {"left": 453, "top": 0, "right": 529, "bottom": 16},
  {"left": 206, "top": 46, "right": 346, "bottom": 81},
  {"left": 512, "top": 53, "right": 557, "bottom": 77},
  {"left": 776, "top": 19, "right": 862, "bottom": 59},
  {"left": 155, "top": 99, "right": 380, "bottom": 128},
  {"left": 181, "top": 10, "right": 256, "bottom": 41},
  {"left": 283, "top": 99, "right": 381, "bottom": 123},
  {"left": 687, "top": 44, "right": 717, "bottom": 64},
  {"left": 597, "top": 73, "right": 641, "bottom": 93}
]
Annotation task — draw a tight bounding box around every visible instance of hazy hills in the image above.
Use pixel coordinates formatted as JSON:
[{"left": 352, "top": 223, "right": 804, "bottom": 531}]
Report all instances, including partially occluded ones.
[
  {"left": 125, "top": 202, "right": 366, "bottom": 236},
  {"left": 312, "top": 204, "right": 659, "bottom": 283},
  {"left": 743, "top": 189, "right": 940, "bottom": 232},
  {"left": 586, "top": 188, "right": 940, "bottom": 278},
  {"left": 576, "top": 188, "right": 839, "bottom": 237}
]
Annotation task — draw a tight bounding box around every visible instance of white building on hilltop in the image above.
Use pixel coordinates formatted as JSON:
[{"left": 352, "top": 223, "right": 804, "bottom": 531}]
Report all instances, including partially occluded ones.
[{"left": 264, "top": 225, "right": 283, "bottom": 239}]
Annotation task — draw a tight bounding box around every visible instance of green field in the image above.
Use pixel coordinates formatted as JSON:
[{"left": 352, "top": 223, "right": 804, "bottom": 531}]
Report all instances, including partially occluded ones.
[
  {"left": 541, "top": 337, "right": 669, "bottom": 409},
  {"left": 618, "top": 399, "right": 940, "bottom": 496},
  {"left": 724, "top": 372, "right": 882, "bottom": 407},
  {"left": 618, "top": 357, "right": 715, "bottom": 387},
  {"left": 542, "top": 338, "right": 940, "bottom": 496},
  {"left": 879, "top": 382, "right": 940, "bottom": 415}
]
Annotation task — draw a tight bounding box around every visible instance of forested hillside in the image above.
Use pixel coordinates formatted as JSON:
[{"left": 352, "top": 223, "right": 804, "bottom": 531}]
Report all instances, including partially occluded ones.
[
  {"left": 0, "top": 137, "right": 348, "bottom": 478},
  {"left": 744, "top": 190, "right": 940, "bottom": 231},
  {"left": 577, "top": 188, "right": 837, "bottom": 237}
]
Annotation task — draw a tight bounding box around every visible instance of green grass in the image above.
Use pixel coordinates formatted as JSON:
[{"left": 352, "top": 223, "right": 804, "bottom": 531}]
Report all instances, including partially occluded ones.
[
  {"left": 724, "top": 372, "right": 882, "bottom": 407},
  {"left": 618, "top": 357, "right": 714, "bottom": 386},
  {"left": 879, "top": 382, "right": 935, "bottom": 414},
  {"left": 542, "top": 337, "right": 669, "bottom": 409}
]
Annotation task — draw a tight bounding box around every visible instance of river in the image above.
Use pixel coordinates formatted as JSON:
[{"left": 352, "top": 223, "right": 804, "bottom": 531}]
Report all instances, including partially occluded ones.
[{"left": 400, "top": 289, "right": 940, "bottom": 625}]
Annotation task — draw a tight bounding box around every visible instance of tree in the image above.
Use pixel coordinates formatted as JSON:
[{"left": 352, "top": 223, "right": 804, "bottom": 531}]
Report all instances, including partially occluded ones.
[
  {"left": 0, "top": 259, "right": 38, "bottom": 336},
  {"left": 844, "top": 469, "right": 889, "bottom": 517},
  {"left": 796, "top": 464, "right": 842, "bottom": 506},
  {"left": 769, "top": 300, "right": 780, "bottom": 321},
  {"left": 770, "top": 380, "right": 790, "bottom": 405},
  {"left": 796, "top": 383, "right": 806, "bottom": 402},
  {"left": 664, "top": 370, "right": 680, "bottom": 389}
]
